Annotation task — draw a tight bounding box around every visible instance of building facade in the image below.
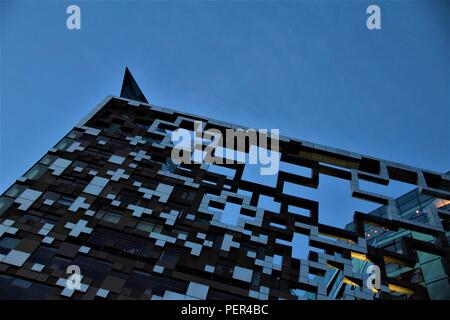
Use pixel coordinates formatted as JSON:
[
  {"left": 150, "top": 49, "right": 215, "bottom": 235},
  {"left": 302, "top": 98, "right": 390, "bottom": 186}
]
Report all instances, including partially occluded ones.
[{"left": 0, "top": 69, "right": 449, "bottom": 299}]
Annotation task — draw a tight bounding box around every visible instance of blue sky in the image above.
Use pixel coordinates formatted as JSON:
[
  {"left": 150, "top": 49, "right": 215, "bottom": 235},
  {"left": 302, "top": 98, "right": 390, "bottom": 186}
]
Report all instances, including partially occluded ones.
[{"left": 1, "top": 1, "right": 449, "bottom": 230}]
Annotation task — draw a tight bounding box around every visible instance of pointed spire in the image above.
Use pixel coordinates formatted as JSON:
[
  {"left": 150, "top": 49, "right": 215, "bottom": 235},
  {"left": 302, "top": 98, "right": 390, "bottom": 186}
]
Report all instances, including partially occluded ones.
[{"left": 120, "top": 67, "right": 149, "bottom": 103}]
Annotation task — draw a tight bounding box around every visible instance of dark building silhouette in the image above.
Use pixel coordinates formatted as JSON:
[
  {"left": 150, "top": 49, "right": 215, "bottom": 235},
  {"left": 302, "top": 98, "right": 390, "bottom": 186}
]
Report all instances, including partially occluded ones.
[{"left": 0, "top": 69, "right": 449, "bottom": 300}]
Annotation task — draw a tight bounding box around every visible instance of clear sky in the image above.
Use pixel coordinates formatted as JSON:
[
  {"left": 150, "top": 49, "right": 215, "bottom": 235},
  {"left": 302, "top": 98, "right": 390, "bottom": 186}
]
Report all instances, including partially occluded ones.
[{"left": 1, "top": 1, "right": 449, "bottom": 231}]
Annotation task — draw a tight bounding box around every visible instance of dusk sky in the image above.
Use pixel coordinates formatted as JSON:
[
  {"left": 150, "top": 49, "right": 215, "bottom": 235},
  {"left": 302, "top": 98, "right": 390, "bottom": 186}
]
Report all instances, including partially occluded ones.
[{"left": 1, "top": 0, "right": 449, "bottom": 230}]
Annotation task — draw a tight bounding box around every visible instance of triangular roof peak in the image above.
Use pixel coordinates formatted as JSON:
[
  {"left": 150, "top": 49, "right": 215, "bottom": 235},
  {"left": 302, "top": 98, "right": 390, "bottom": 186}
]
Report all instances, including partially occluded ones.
[{"left": 120, "top": 67, "right": 149, "bottom": 104}]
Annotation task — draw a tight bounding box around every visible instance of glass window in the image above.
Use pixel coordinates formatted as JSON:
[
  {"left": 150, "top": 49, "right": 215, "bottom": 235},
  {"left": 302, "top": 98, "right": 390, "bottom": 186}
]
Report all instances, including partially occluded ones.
[
  {"left": 39, "top": 154, "right": 56, "bottom": 165},
  {"left": 56, "top": 196, "right": 75, "bottom": 207},
  {"left": 55, "top": 138, "right": 75, "bottom": 151},
  {"left": 0, "top": 196, "right": 14, "bottom": 216},
  {"left": 5, "top": 184, "right": 26, "bottom": 198},
  {"left": 11, "top": 278, "right": 32, "bottom": 289},
  {"left": 411, "top": 231, "right": 434, "bottom": 243},
  {"left": 417, "top": 193, "right": 433, "bottom": 206},
  {"left": 95, "top": 210, "right": 121, "bottom": 224},
  {"left": 421, "top": 259, "right": 446, "bottom": 283},
  {"left": 0, "top": 236, "right": 20, "bottom": 254},
  {"left": 67, "top": 130, "right": 82, "bottom": 139},
  {"left": 427, "top": 278, "right": 450, "bottom": 299},
  {"left": 24, "top": 164, "right": 47, "bottom": 180},
  {"left": 396, "top": 191, "right": 419, "bottom": 213},
  {"left": 103, "top": 212, "right": 121, "bottom": 224},
  {"left": 385, "top": 262, "right": 400, "bottom": 274},
  {"left": 136, "top": 221, "right": 155, "bottom": 233},
  {"left": 417, "top": 251, "right": 439, "bottom": 264}
]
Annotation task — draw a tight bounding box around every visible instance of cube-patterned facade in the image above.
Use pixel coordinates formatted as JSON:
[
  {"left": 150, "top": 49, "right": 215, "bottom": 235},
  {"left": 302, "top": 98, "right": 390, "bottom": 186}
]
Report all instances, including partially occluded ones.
[{"left": 0, "top": 73, "right": 449, "bottom": 300}]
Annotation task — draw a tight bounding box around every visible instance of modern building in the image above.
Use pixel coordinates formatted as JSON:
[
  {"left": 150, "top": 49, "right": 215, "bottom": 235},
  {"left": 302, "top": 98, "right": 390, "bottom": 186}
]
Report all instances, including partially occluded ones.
[
  {"left": 342, "top": 188, "right": 450, "bottom": 299},
  {"left": 0, "top": 69, "right": 449, "bottom": 299}
]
